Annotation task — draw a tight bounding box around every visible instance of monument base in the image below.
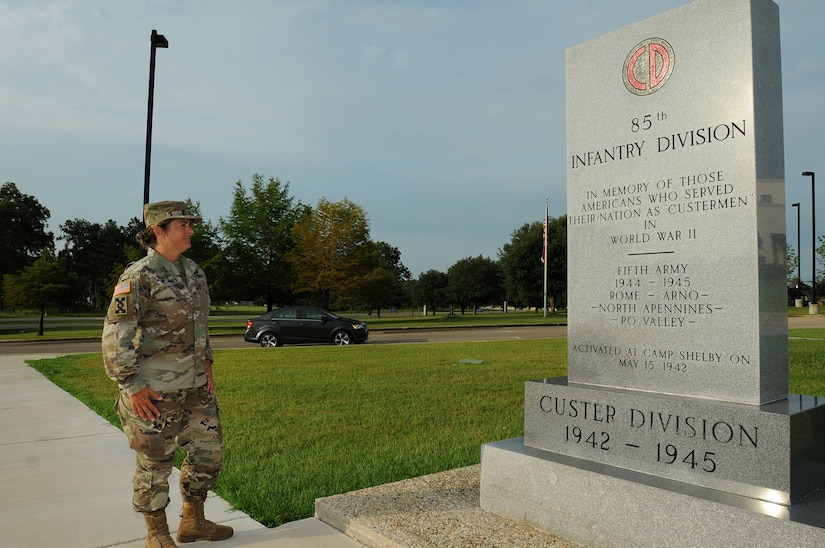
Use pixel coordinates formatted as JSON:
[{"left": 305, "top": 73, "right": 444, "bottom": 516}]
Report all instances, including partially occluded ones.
[
  {"left": 480, "top": 437, "right": 825, "bottom": 547},
  {"left": 523, "top": 379, "right": 825, "bottom": 504}
]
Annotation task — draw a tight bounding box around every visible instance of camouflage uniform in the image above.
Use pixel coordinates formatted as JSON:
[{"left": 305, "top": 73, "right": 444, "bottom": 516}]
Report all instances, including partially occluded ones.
[{"left": 103, "top": 247, "right": 223, "bottom": 513}]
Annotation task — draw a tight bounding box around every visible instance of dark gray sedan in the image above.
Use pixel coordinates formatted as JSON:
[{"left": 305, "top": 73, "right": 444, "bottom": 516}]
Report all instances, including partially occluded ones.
[{"left": 244, "top": 306, "right": 369, "bottom": 347}]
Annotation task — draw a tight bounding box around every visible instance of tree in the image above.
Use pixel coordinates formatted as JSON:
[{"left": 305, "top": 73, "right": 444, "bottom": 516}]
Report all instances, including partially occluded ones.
[
  {"left": 545, "top": 215, "right": 568, "bottom": 311},
  {"left": 176, "top": 200, "right": 230, "bottom": 302},
  {"left": 121, "top": 217, "right": 147, "bottom": 260},
  {"left": 100, "top": 217, "right": 146, "bottom": 301},
  {"left": 411, "top": 269, "right": 448, "bottom": 315},
  {"left": 498, "top": 215, "right": 567, "bottom": 311},
  {"left": 447, "top": 256, "right": 504, "bottom": 314},
  {"left": 787, "top": 242, "right": 805, "bottom": 303},
  {"left": 357, "top": 241, "right": 412, "bottom": 316},
  {"left": 289, "top": 197, "right": 375, "bottom": 310},
  {"left": 58, "top": 218, "right": 139, "bottom": 310},
  {"left": 3, "top": 250, "right": 80, "bottom": 335},
  {"left": 498, "top": 221, "right": 543, "bottom": 309},
  {"left": 0, "top": 182, "right": 54, "bottom": 306},
  {"left": 787, "top": 242, "right": 800, "bottom": 285},
  {"left": 182, "top": 200, "right": 222, "bottom": 267},
  {"left": 813, "top": 235, "right": 825, "bottom": 300},
  {"left": 219, "top": 175, "right": 307, "bottom": 310}
]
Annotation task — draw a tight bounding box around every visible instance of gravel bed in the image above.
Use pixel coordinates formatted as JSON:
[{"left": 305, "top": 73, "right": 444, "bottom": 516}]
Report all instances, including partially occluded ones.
[{"left": 315, "top": 464, "right": 581, "bottom": 547}]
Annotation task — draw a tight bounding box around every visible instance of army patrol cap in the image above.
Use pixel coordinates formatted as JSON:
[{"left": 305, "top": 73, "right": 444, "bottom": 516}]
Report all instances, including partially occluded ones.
[{"left": 143, "top": 200, "right": 202, "bottom": 227}]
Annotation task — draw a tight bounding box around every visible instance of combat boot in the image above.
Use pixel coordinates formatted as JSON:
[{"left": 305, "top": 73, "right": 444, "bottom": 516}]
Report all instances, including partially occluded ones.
[
  {"left": 143, "top": 509, "right": 178, "bottom": 548},
  {"left": 177, "top": 499, "right": 234, "bottom": 543}
]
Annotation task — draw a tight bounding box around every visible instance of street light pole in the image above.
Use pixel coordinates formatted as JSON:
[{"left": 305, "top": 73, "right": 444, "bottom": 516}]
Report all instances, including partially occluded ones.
[
  {"left": 144, "top": 30, "right": 169, "bottom": 206},
  {"left": 803, "top": 171, "right": 816, "bottom": 310},
  {"left": 792, "top": 202, "right": 801, "bottom": 301}
]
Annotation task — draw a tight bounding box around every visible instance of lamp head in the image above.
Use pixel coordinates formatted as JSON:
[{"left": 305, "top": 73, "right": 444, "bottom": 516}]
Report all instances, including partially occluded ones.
[
  {"left": 151, "top": 30, "right": 169, "bottom": 48},
  {"left": 802, "top": 171, "right": 815, "bottom": 176},
  {"left": 792, "top": 203, "right": 800, "bottom": 207}
]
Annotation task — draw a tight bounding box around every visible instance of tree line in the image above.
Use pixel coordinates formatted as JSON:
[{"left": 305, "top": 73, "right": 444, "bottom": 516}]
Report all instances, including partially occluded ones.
[{"left": 1, "top": 176, "right": 568, "bottom": 329}]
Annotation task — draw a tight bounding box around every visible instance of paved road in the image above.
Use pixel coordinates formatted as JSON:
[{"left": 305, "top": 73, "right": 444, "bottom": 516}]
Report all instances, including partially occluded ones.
[{"left": 0, "top": 325, "right": 568, "bottom": 355}]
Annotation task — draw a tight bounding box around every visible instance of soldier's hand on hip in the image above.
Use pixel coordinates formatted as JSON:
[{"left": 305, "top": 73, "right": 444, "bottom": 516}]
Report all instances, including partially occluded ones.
[
  {"left": 130, "top": 386, "right": 163, "bottom": 421},
  {"left": 205, "top": 361, "right": 216, "bottom": 395}
]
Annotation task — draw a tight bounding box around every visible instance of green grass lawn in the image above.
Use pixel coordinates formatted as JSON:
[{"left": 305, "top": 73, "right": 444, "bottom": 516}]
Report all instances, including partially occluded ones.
[
  {"left": 789, "top": 328, "right": 825, "bottom": 394},
  {"left": 28, "top": 339, "right": 566, "bottom": 526},
  {"left": 26, "top": 330, "right": 825, "bottom": 527}
]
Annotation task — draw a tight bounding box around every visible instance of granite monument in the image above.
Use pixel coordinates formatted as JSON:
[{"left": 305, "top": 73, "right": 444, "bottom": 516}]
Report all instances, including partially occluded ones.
[{"left": 481, "top": 1, "right": 825, "bottom": 545}]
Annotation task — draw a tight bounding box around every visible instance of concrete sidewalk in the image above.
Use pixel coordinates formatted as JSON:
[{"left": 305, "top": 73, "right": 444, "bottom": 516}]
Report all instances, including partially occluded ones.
[{"left": 0, "top": 354, "right": 363, "bottom": 548}]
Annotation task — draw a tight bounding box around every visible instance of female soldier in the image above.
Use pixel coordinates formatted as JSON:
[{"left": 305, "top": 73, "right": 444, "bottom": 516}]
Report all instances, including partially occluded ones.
[{"left": 103, "top": 201, "right": 232, "bottom": 547}]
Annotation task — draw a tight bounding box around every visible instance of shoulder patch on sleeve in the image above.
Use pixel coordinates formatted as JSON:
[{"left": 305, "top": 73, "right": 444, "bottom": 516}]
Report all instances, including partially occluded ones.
[
  {"left": 107, "top": 276, "right": 136, "bottom": 321},
  {"left": 111, "top": 294, "right": 131, "bottom": 316}
]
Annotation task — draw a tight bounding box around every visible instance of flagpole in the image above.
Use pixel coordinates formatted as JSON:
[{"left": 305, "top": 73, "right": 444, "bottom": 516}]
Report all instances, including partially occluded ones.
[{"left": 543, "top": 197, "right": 549, "bottom": 318}]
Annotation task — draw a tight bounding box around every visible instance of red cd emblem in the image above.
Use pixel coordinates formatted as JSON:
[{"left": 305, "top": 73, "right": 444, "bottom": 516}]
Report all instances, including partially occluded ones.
[{"left": 623, "top": 38, "right": 674, "bottom": 96}]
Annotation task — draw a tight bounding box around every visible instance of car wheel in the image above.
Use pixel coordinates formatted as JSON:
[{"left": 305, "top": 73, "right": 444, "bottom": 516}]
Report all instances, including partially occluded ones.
[
  {"left": 332, "top": 331, "right": 352, "bottom": 345},
  {"left": 260, "top": 333, "right": 280, "bottom": 347}
]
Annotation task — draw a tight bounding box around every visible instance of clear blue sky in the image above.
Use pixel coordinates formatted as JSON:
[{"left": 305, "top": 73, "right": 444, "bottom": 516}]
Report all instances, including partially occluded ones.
[{"left": 1, "top": 0, "right": 822, "bottom": 278}]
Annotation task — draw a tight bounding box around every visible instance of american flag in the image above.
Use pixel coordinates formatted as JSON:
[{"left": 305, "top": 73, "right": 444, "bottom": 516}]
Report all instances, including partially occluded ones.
[
  {"left": 114, "top": 281, "right": 130, "bottom": 295},
  {"left": 541, "top": 217, "right": 547, "bottom": 264}
]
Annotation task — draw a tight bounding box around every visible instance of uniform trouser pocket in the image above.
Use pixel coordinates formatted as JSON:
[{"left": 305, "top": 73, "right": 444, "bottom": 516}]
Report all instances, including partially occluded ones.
[
  {"left": 116, "top": 390, "right": 186, "bottom": 511},
  {"left": 178, "top": 388, "right": 224, "bottom": 500}
]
